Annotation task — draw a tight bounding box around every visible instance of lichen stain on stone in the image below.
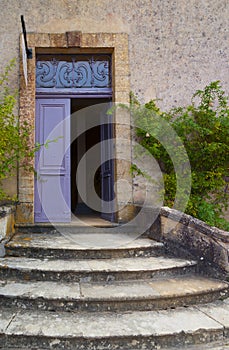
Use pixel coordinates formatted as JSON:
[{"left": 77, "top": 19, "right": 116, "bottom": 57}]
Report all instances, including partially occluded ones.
[
  {"left": 23, "top": 274, "right": 31, "bottom": 281},
  {"left": 0, "top": 264, "right": 8, "bottom": 269}
]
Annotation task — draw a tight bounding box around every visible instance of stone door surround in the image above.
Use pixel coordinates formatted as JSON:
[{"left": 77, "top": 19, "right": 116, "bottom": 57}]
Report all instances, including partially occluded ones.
[{"left": 18, "top": 31, "right": 131, "bottom": 224}]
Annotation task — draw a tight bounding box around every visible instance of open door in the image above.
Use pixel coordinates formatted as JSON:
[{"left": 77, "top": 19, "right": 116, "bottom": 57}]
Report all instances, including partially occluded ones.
[
  {"left": 100, "top": 107, "right": 115, "bottom": 221},
  {"left": 35, "top": 98, "right": 71, "bottom": 222}
]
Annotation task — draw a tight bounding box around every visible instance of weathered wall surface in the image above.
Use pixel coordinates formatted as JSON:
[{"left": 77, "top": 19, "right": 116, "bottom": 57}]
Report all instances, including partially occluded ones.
[
  {"left": 149, "top": 207, "right": 229, "bottom": 278},
  {"left": 0, "top": 0, "right": 228, "bottom": 107},
  {"left": 0, "top": 205, "right": 15, "bottom": 243}
]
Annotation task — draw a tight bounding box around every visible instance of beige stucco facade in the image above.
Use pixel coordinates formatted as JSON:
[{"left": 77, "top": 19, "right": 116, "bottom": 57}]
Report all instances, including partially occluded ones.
[
  {"left": 1, "top": 0, "right": 228, "bottom": 105},
  {"left": 0, "top": 0, "right": 228, "bottom": 223}
]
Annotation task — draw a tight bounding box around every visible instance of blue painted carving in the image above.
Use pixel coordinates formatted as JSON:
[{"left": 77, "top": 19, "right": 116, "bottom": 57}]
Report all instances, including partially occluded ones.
[{"left": 36, "top": 55, "right": 111, "bottom": 89}]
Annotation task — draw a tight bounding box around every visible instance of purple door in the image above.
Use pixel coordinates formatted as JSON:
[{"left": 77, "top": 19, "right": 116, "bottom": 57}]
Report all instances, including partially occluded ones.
[
  {"left": 35, "top": 98, "right": 71, "bottom": 222},
  {"left": 100, "top": 109, "right": 115, "bottom": 222}
]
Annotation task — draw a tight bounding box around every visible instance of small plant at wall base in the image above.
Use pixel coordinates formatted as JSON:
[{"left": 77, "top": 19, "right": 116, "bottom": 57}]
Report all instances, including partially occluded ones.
[
  {"left": 0, "top": 60, "right": 53, "bottom": 202},
  {"left": 131, "top": 82, "right": 229, "bottom": 230}
]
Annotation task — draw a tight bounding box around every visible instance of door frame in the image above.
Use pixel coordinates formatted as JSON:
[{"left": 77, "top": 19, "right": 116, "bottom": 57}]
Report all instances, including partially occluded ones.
[
  {"left": 18, "top": 32, "right": 132, "bottom": 224},
  {"left": 35, "top": 93, "right": 114, "bottom": 222}
]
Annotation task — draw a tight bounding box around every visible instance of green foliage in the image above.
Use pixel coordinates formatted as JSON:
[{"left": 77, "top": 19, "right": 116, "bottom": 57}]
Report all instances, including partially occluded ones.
[
  {"left": 131, "top": 81, "right": 229, "bottom": 230},
  {"left": 0, "top": 60, "right": 50, "bottom": 201},
  {"left": 0, "top": 59, "right": 27, "bottom": 200}
]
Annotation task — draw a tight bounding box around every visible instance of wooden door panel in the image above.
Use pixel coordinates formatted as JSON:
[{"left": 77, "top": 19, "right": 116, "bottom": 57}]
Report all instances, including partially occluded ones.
[
  {"left": 35, "top": 98, "right": 71, "bottom": 222},
  {"left": 100, "top": 108, "right": 115, "bottom": 222}
]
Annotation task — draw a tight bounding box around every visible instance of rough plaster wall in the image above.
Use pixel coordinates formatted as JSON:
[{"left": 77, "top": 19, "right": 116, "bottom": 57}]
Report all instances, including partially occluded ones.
[
  {"left": 0, "top": 0, "right": 228, "bottom": 108},
  {"left": 0, "top": 0, "right": 229, "bottom": 108},
  {"left": 0, "top": 0, "right": 228, "bottom": 205}
]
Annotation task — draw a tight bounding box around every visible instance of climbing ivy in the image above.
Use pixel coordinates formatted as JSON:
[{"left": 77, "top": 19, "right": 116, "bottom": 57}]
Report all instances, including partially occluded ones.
[{"left": 130, "top": 82, "right": 229, "bottom": 230}]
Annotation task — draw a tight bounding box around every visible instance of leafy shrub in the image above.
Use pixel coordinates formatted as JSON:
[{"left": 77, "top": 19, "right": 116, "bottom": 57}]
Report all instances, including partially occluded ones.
[
  {"left": 130, "top": 82, "right": 229, "bottom": 230},
  {"left": 0, "top": 60, "right": 45, "bottom": 201}
]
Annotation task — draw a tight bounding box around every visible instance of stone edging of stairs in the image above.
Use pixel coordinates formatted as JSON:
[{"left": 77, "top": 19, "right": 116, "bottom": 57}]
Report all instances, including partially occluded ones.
[
  {"left": 0, "top": 203, "right": 228, "bottom": 279},
  {"left": 0, "top": 204, "right": 15, "bottom": 246},
  {"left": 148, "top": 206, "right": 229, "bottom": 279}
]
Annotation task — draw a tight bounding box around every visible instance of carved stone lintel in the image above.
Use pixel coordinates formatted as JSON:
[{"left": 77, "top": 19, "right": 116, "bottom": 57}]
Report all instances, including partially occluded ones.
[{"left": 66, "top": 31, "right": 82, "bottom": 48}]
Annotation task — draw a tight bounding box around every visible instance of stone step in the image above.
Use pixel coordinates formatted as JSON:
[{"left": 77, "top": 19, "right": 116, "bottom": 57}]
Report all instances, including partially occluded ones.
[
  {"left": 0, "top": 298, "right": 228, "bottom": 349},
  {"left": 159, "top": 341, "right": 229, "bottom": 350},
  {"left": 15, "top": 222, "right": 140, "bottom": 233},
  {"left": 0, "top": 276, "right": 227, "bottom": 313},
  {"left": 2, "top": 344, "right": 229, "bottom": 350},
  {"left": 0, "top": 255, "right": 197, "bottom": 282},
  {"left": 5, "top": 233, "right": 164, "bottom": 259}
]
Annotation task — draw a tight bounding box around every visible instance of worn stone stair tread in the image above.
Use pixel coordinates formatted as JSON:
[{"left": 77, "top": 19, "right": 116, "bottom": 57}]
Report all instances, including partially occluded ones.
[
  {"left": 158, "top": 340, "right": 229, "bottom": 350},
  {"left": 2, "top": 346, "right": 229, "bottom": 350},
  {"left": 0, "top": 255, "right": 196, "bottom": 273},
  {"left": 5, "top": 232, "right": 163, "bottom": 250},
  {"left": 1, "top": 304, "right": 223, "bottom": 337},
  {"left": 3, "top": 345, "right": 229, "bottom": 350},
  {"left": 0, "top": 299, "right": 229, "bottom": 349},
  {"left": 15, "top": 220, "right": 118, "bottom": 229},
  {"left": 14, "top": 223, "right": 147, "bottom": 234},
  {"left": 80, "top": 276, "right": 229, "bottom": 301},
  {"left": 0, "top": 275, "right": 227, "bottom": 303}
]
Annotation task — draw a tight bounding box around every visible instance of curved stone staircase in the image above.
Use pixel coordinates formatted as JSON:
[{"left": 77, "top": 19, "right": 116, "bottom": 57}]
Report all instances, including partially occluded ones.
[{"left": 0, "top": 229, "right": 228, "bottom": 349}]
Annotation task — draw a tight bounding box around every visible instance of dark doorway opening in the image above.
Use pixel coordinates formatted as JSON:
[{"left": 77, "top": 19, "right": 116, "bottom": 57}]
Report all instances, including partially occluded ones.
[{"left": 70, "top": 98, "right": 112, "bottom": 217}]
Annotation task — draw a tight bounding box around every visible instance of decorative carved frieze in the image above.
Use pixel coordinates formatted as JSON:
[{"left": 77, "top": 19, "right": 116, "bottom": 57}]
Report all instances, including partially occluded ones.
[{"left": 36, "top": 55, "right": 111, "bottom": 89}]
